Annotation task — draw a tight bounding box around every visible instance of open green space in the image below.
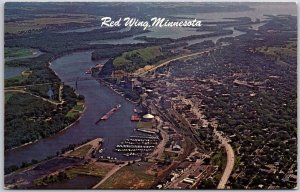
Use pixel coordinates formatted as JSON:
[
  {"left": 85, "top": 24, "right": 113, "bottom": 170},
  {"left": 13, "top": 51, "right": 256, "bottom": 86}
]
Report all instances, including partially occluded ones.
[
  {"left": 65, "top": 110, "right": 79, "bottom": 119},
  {"left": 258, "top": 40, "right": 296, "bottom": 56},
  {"left": 65, "top": 163, "right": 113, "bottom": 178},
  {"left": 98, "top": 162, "right": 155, "bottom": 189},
  {"left": 5, "top": 92, "right": 17, "bottom": 104},
  {"left": 210, "top": 151, "right": 227, "bottom": 181},
  {"left": 5, "top": 47, "right": 33, "bottom": 58},
  {"left": 66, "top": 101, "right": 85, "bottom": 119},
  {"left": 211, "top": 151, "right": 227, "bottom": 170},
  {"left": 137, "top": 121, "right": 153, "bottom": 129},
  {"left": 5, "top": 75, "right": 27, "bottom": 87},
  {"left": 4, "top": 70, "right": 32, "bottom": 87},
  {"left": 67, "top": 144, "right": 92, "bottom": 158},
  {"left": 113, "top": 46, "right": 162, "bottom": 72},
  {"left": 257, "top": 39, "right": 297, "bottom": 68}
]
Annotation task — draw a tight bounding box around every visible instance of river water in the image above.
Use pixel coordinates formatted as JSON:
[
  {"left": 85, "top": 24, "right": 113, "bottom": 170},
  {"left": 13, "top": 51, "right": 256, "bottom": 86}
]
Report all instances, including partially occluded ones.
[
  {"left": 4, "top": 66, "right": 26, "bottom": 79},
  {"left": 175, "top": 3, "right": 297, "bottom": 22},
  {"left": 4, "top": 3, "right": 296, "bottom": 168},
  {"left": 4, "top": 25, "right": 245, "bottom": 167},
  {"left": 88, "top": 22, "right": 265, "bottom": 45},
  {"left": 5, "top": 51, "right": 138, "bottom": 167},
  {"left": 89, "top": 28, "right": 212, "bottom": 45}
]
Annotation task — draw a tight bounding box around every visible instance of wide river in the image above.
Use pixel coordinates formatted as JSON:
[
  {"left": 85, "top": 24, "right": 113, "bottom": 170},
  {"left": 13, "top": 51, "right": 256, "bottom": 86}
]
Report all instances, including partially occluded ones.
[
  {"left": 5, "top": 3, "right": 296, "bottom": 167},
  {"left": 2, "top": 22, "right": 267, "bottom": 168},
  {"left": 5, "top": 51, "right": 139, "bottom": 167}
]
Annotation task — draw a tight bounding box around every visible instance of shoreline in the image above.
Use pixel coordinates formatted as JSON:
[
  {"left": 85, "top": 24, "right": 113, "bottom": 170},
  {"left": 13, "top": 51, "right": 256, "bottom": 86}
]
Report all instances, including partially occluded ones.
[
  {"left": 5, "top": 54, "right": 89, "bottom": 152},
  {"left": 5, "top": 50, "right": 136, "bottom": 155},
  {"left": 5, "top": 105, "right": 87, "bottom": 153},
  {"left": 98, "top": 78, "right": 139, "bottom": 104}
]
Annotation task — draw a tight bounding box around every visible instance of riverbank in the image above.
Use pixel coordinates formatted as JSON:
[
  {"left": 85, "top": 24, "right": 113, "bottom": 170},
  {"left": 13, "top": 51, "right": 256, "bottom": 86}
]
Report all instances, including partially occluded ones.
[
  {"left": 4, "top": 24, "right": 243, "bottom": 167},
  {"left": 5, "top": 50, "right": 101, "bottom": 153},
  {"left": 98, "top": 78, "right": 139, "bottom": 104},
  {"left": 63, "top": 137, "right": 103, "bottom": 158},
  {"left": 5, "top": 50, "right": 140, "bottom": 168},
  {"left": 5, "top": 103, "right": 87, "bottom": 153}
]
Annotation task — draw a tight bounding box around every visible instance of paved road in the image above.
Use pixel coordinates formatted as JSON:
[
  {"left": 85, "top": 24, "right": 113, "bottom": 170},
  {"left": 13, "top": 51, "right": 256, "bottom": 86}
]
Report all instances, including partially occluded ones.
[
  {"left": 148, "top": 117, "right": 169, "bottom": 159},
  {"left": 214, "top": 129, "right": 235, "bottom": 189}
]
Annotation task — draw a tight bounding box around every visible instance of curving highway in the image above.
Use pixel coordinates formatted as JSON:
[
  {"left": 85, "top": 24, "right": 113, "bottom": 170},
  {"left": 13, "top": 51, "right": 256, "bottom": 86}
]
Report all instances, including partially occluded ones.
[{"left": 214, "top": 129, "right": 235, "bottom": 189}]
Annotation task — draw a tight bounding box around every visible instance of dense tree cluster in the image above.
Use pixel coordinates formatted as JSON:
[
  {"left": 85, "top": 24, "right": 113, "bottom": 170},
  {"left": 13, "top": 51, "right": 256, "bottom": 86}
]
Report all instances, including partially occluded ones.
[{"left": 5, "top": 84, "right": 80, "bottom": 150}]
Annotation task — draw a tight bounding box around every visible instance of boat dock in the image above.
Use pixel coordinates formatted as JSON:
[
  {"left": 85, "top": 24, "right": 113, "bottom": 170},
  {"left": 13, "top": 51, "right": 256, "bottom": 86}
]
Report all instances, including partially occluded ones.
[{"left": 114, "top": 135, "right": 160, "bottom": 157}]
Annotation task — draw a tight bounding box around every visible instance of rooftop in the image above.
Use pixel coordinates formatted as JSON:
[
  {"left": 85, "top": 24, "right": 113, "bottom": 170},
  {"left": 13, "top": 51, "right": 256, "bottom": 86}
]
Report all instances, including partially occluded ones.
[{"left": 143, "top": 114, "right": 154, "bottom": 119}]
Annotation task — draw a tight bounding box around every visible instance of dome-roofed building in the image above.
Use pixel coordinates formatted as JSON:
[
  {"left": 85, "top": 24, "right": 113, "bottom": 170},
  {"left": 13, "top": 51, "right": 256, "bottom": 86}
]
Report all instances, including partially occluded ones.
[{"left": 143, "top": 113, "right": 154, "bottom": 120}]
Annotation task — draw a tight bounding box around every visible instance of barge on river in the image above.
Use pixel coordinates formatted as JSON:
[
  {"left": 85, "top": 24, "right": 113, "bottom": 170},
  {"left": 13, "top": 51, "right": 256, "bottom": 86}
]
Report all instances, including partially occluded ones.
[{"left": 95, "top": 104, "right": 121, "bottom": 124}]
